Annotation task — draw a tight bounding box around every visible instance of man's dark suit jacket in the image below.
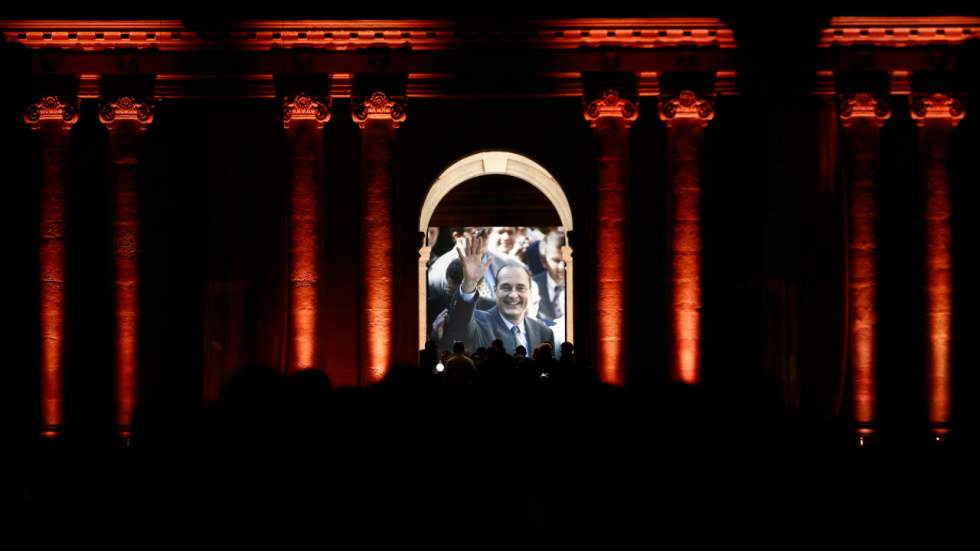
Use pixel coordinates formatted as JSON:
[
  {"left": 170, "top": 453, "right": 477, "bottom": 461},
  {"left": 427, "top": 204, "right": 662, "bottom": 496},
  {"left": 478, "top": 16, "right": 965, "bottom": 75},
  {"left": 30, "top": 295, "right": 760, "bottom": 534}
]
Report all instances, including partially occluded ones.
[
  {"left": 427, "top": 291, "right": 494, "bottom": 332},
  {"left": 446, "top": 291, "right": 555, "bottom": 354}
]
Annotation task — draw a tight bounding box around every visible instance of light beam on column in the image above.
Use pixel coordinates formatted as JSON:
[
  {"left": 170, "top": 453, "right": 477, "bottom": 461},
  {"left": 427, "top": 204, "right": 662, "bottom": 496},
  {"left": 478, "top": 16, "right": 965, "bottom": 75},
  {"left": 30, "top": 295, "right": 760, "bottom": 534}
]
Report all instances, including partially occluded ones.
[
  {"left": 660, "top": 91, "right": 714, "bottom": 385},
  {"left": 283, "top": 94, "right": 331, "bottom": 373},
  {"left": 911, "top": 93, "right": 964, "bottom": 443},
  {"left": 25, "top": 96, "right": 78, "bottom": 440},
  {"left": 100, "top": 96, "right": 154, "bottom": 443},
  {"left": 353, "top": 91, "right": 405, "bottom": 384},
  {"left": 584, "top": 89, "right": 637, "bottom": 386},
  {"left": 839, "top": 92, "right": 890, "bottom": 445}
]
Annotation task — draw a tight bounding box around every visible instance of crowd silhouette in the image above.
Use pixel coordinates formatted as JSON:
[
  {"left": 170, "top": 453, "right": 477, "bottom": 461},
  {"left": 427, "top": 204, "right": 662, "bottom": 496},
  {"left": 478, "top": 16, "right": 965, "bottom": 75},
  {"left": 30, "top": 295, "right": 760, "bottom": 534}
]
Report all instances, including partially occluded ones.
[{"left": 14, "top": 339, "right": 972, "bottom": 535}]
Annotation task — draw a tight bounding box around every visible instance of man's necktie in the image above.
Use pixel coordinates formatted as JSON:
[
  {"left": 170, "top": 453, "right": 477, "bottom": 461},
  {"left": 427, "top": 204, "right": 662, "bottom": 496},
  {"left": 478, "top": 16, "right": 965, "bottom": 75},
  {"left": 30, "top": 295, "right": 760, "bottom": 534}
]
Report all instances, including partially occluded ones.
[
  {"left": 552, "top": 285, "right": 564, "bottom": 318},
  {"left": 511, "top": 324, "right": 525, "bottom": 351}
]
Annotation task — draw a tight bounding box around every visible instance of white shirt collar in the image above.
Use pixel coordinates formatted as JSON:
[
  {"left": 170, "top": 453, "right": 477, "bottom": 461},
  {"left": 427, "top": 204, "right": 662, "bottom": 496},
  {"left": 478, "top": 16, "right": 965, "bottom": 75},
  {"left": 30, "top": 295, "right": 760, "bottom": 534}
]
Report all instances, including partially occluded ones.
[{"left": 498, "top": 311, "right": 526, "bottom": 335}]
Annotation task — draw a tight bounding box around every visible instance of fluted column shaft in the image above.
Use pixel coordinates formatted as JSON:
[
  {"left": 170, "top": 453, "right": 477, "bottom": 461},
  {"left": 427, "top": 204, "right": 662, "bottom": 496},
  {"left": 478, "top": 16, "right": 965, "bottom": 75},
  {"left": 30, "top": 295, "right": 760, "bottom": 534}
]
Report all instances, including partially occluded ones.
[
  {"left": 839, "top": 93, "right": 890, "bottom": 442},
  {"left": 911, "top": 93, "right": 964, "bottom": 440},
  {"left": 660, "top": 91, "right": 714, "bottom": 385},
  {"left": 585, "top": 90, "right": 636, "bottom": 386},
  {"left": 100, "top": 96, "right": 154, "bottom": 441},
  {"left": 354, "top": 91, "right": 405, "bottom": 384},
  {"left": 283, "top": 94, "right": 330, "bottom": 373},
  {"left": 25, "top": 96, "right": 78, "bottom": 439}
]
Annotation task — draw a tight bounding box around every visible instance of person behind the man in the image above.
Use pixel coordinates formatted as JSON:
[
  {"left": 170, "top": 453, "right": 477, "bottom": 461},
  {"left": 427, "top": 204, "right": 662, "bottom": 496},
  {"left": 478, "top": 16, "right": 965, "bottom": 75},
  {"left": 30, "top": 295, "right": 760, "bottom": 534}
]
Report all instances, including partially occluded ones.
[
  {"left": 445, "top": 231, "right": 555, "bottom": 355},
  {"left": 531, "top": 229, "right": 565, "bottom": 321}
]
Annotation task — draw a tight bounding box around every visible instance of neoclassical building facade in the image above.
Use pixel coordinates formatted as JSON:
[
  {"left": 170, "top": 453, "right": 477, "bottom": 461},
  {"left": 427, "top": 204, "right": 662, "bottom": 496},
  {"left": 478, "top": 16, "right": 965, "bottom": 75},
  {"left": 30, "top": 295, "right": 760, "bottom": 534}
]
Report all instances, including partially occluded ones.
[{"left": 3, "top": 17, "right": 978, "bottom": 446}]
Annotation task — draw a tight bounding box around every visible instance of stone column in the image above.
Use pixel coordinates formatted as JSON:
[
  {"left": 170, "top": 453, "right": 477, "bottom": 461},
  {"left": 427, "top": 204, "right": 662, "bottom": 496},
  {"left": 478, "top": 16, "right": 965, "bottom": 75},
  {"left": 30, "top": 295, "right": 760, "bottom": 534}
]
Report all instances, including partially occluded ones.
[
  {"left": 353, "top": 91, "right": 405, "bottom": 384},
  {"left": 659, "top": 91, "right": 714, "bottom": 385},
  {"left": 911, "top": 93, "right": 964, "bottom": 443},
  {"left": 24, "top": 96, "right": 78, "bottom": 440},
  {"left": 282, "top": 94, "right": 331, "bottom": 373},
  {"left": 584, "top": 89, "right": 637, "bottom": 386},
  {"left": 99, "top": 97, "right": 154, "bottom": 442},
  {"left": 839, "top": 92, "right": 890, "bottom": 445}
]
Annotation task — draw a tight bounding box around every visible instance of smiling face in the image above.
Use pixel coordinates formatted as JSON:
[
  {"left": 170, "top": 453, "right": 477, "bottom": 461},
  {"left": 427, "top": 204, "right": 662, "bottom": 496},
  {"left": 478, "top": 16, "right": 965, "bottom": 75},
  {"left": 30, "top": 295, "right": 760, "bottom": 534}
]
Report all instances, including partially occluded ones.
[
  {"left": 495, "top": 264, "right": 531, "bottom": 324},
  {"left": 487, "top": 227, "right": 517, "bottom": 255}
]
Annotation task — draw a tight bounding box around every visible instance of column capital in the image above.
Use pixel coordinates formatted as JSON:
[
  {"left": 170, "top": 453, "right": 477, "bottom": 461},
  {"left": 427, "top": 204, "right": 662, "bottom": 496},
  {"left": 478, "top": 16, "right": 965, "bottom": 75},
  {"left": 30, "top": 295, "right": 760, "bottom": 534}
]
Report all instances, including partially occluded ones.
[
  {"left": 23, "top": 96, "right": 78, "bottom": 130},
  {"left": 911, "top": 93, "right": 965, "bottom": 127},
  {"left": 584, "top": 89, "right": 638, "bottom": 128},
  {"left": 99, "top": 97, "right": 154, "bottom": 130},
  {"left": 282, "top": 93, "right": 332, "bottom": 129},
  {"left": 352, "top": 91, "right": 406, "bottom": 129},
  {"left": 839, "top": 93, "right": 891, "bottom": 128},
  {"left": 658, "top": 90, "right": 714, "bottom": 127}
]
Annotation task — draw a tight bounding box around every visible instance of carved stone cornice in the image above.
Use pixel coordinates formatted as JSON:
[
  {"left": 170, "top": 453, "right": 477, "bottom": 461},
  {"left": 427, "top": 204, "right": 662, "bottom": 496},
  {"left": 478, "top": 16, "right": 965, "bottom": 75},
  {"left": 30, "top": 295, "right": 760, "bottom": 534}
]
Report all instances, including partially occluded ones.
[
  {"left": 910, "top": 93, "right": 965, "bottom": 127},
  {"left": 23, "top": 96, "right": 78, "bottom": 130},
  {"left": 658, "top": 90, "right": 714, "bottom": 127},
  {"left": 0, "top": 19, "right": 737, "bottom": 52},
  {"left": 282, "top": 94, "right": 332, "bottom": 129},
  {"left": 1, "top": 20, "right": 741, "bottom": 100},
  {"left": 819, "top": 17, "right": 980, "bottom": 48},
  {"left": 583, "top": 89, "right": 638, "bottom": 128},
  {"left": 351, "top": 91, "right": 406, "bottom": 128},
  {"left": 99, "top": 97, "right": 154, "bottom": 130},
  {"left": 839, "top": 93, "right": 891, "bottom": 128}
]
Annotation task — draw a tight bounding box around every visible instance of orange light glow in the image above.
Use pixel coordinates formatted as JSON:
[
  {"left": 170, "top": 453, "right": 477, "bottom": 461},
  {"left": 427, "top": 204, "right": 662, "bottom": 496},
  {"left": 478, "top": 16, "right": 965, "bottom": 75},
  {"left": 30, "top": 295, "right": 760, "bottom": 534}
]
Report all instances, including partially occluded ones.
[
  {"left": 30, "top": 99, "right": 75, "bottom": 439},
  {"left": 585, "top": 90, "right": 636, "bottom": 386},
  {"left": 912, "top": 93, "right": 963, "bottom": 436},
  {"left": 840, "top": 93, "right": 890, "bottom": 431},
  {"left": 660, "top": 91, "right": 713, "bottom": 384},
  {"left": 357, "top": 105, "right": 400, "bottom": 383},
  {"left": 284, "top": 102, "right": 328, "bottom": 372}
]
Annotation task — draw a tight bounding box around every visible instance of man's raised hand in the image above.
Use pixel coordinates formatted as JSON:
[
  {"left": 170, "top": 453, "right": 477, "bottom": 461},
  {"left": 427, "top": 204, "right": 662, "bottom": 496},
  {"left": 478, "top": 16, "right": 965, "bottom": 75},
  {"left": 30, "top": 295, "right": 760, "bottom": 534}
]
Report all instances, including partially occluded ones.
[{"left": 455, "top": 232, "right": 492, "bottom": 293}]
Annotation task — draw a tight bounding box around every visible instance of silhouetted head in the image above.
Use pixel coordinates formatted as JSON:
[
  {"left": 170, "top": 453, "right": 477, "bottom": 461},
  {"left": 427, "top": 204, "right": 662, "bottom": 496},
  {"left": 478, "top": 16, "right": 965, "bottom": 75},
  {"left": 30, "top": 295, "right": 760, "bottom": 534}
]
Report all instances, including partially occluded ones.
[
  {"left": 560, "top": 341, "right": 574, "bottom": 358},
  {"left": 536, "top": 342, "right": 554, "bottom": 360}
]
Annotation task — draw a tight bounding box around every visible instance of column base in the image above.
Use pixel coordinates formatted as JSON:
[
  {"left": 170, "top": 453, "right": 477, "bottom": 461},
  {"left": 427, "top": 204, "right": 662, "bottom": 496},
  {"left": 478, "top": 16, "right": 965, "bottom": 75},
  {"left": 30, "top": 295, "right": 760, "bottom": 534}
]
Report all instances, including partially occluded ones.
[
  {"left": 855, "top": 425, "right": 875, "bottom": 448},
  {"left": 930, "top": 424, "right": 951, "bottom": 446},
  {"left": 40, "top": 424, "right": 62, "bottom": 440},
  {"left": 116, "top": 427, "right": 134, "bottom": 449},
  {"left": 38, "top": 425, "right": 64, "bottom": 449}
]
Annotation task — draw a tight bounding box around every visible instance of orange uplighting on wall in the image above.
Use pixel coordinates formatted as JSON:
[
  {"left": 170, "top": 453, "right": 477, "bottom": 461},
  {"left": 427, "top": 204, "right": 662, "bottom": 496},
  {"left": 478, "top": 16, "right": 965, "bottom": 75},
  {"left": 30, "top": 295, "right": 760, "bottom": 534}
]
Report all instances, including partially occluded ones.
[
  {"left": 585, "top": 90, "right": 636, "bottom": 386},
  {"left": 355, "top": 92, "right": 402, "bottom": 383},
  {"left": 27, "top": 96, "right": 77, "bottom": 439},
  {"left": 839, "top": 93, "right": 890, "bottom": 434},
  {"left": 284, "top": 94, "right": 330, "bottom": 372},
  {"left": 912, "top": 93, "right": 963, "bottom": 437},
  {"left": 660, "top": 91, "right": 713, "bottom": 385}
]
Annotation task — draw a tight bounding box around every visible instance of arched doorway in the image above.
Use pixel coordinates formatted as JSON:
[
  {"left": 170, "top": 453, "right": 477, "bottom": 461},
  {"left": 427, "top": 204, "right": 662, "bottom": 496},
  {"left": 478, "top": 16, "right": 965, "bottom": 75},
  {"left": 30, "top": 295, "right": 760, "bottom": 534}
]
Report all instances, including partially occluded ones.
[{"left": 418, "top": 151, "right": 574, "bottom": 350}]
